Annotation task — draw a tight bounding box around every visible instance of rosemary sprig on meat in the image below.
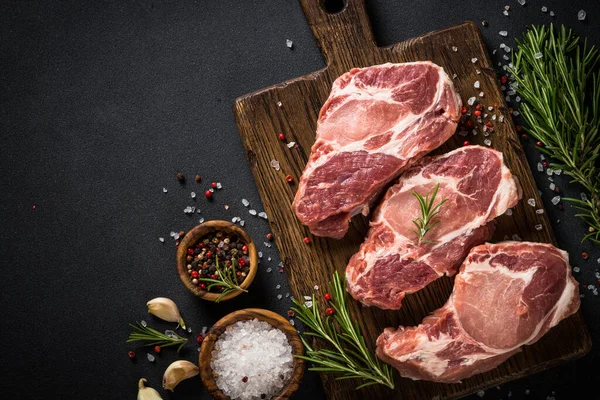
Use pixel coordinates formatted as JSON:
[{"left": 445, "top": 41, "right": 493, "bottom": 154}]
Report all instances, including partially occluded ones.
[
  {"left": 412, "top": 183, "right": 447, "bottom": 244},
  {"left": 509, "top": 24, "right": 600, "bottom": 245},
  {"left": 291, "top": 271, "right": 395, "bottom": 390},
  {"left": 199, "top": 258, "right": 248, "bottom": 302}
]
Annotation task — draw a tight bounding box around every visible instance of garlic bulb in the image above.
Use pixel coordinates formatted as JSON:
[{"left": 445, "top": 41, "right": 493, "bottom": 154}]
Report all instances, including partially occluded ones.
[
  {"left": 137, "top": 378, "right": 162, "bottom": 400},
  {"left": 162, "top": 360, "right": 200, "bottom": 391},
  {"left": 146, "top": 297, "right": 186, "bottom": 329}
]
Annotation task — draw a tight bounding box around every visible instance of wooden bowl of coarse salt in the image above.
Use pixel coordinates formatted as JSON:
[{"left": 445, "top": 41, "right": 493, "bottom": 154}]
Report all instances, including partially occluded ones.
[
  {"left": 176, "top": 220, "right": 258, "bottom": 302},
  {"left": 199, "top": 308, "right": 305, "bottom": 400}
]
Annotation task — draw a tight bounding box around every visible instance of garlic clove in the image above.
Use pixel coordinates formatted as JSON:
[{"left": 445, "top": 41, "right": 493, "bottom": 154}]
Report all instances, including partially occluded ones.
[
  {"left": 137, "top": 378, "right": 163, "bottom": 400},
  {"left": 162, "top": 360, "right": 199, "bottom": 392},
  {"left": 147, "top": 297, "right": 186, "bottom": 329}
]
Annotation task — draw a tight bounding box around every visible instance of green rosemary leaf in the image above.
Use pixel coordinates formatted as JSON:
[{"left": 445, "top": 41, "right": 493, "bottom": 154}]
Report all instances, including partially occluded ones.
[
  {"left": 411, "top": 183, "right": 447, "bottom": 244},
  {"left": 198, "top": 258, "right": 248, "bottom": 302},
  {"left": 509, "top": 24, "right": 600, "bottom": 246},
  {"left": 291, "top": 272, "right": 395, "bottom": 390}
]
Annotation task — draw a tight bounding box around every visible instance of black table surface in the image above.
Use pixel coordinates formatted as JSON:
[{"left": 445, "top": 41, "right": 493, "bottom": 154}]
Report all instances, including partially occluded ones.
[{"left": 1, "top": 1, "right": 599, "bottom": 399}]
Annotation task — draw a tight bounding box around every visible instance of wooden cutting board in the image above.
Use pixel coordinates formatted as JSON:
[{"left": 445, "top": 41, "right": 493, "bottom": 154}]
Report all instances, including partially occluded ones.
[{"left": 233, "top": 1, "right": 591, "bottom": 399}]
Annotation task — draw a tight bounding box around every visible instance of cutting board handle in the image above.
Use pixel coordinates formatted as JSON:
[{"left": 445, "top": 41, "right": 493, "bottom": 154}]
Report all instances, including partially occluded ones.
[{"left": 298, "top": 0, "right": 377, "bottom": 71}]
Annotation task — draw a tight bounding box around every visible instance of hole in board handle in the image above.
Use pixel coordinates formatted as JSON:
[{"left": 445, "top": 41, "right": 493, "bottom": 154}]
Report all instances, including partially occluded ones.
[{"left": 321, "top": 0, "right": 346, "bottom": 14}]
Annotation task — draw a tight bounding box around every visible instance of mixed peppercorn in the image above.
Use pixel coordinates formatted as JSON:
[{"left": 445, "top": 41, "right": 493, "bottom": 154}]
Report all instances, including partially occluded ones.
[{"left": 185, "top": 231, "right": 250, "bottom": 293}]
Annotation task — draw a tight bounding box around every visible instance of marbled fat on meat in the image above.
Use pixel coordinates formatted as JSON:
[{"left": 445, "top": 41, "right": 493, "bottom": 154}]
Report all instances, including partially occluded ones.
[
  {"left": 376, "top": 242, "right": 580, "bottom": 383},
  {"left": 293, "top": 62, "right": 461, "bottom": 239},
  {"left": 346, "top": 146, "right": 520, "bottom": 309}
]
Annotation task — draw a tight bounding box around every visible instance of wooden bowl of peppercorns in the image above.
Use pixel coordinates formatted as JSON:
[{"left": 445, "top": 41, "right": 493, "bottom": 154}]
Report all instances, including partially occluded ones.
[{"left": 176, "top": 220, "right": 258, "bottom": 302}]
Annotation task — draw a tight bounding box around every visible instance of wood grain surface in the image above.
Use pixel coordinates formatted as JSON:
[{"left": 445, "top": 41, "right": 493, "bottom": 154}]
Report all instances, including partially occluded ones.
[
  {"left": 233, "top": 1, "right": 591, "bottom": 399},
  {"left": 199, "top": 308, "right": 305, "bottom": 400}
]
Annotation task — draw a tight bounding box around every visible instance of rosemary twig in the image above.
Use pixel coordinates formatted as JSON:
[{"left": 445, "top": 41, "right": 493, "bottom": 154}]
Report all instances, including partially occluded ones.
[
  {"left": 127, "top": 322, "right": 188, "bottom": 352},
  {"left": 509, "top": 24, "right": 600, "bottom": 245},
  {"left": 291, "top": 272, "right": 395, "bottom": 390},
  {"left": 199, "top": 258, "right": 247, "bottom": 302},
  {"left": 411, "top": 183, "right": 447, "bottom": 244}
]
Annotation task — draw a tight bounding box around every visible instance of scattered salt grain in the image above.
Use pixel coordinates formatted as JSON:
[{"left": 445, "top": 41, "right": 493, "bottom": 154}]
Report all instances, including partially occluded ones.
[
  {"left": 499, "top": 31, "right": 508, "bottom": 37},
  {"left": 573, "top": 267, "right": 580, "bottom": 273},
  {"left": 477, "top": 391, "right": 485, "bottom": 397},
  {"left": 554, "top": 169, "right": 562, "bottom": 175},
  {"left": 484, "top": 139, "right": 492, "bottom": 146},
  {"left": 542, "top": 6, "right": 548, "bottom": 13},
  {"left": 191, "top": 191, "right": 196, "bottom": 199},
  {"left": 452, "top": 46, "right": 458, "bottom": 52},
  {"left": 468, "top": 97, "right": 476, "bottom": 106},
  {"left": 266, "top": 267, "right": 272, "bottom": 273},
  {"left": 249, "top": 209, "right": 257, "bottom": 216},
  {"left": 270, "top": 159, "right": 280, "bottom": 171},
  {"left": 277, "top": 101, "right": 282, "bottom": 107},
  {"left": 551, "top": 196, "right": 561, "bottom": 205},
  {"left": 479, "top": 92, "right": 485, "bottom": 97},
  {"left": 147, "top": 353, "right": 155, "bottom": 362},
  {"left": 536, "top": 209, "right": 545, "bottom": 214},
  {"left": 474, "top": 81, "right": 480, "bottom": 89},
  {"left": 513, "top": 111, "right": 520, "bottom": 116},
  {"left": 267, "top": 257, "right": 272, "bottom": 261},
  {"left": 258, "top": 251, "right": 263, "bottom": 258},
  {"left": 578, "top": 10, "right": 586, "bottom": 21},
  {"left": 286, "top": 141, "right": 296, "bottom": 148},
  {"left": 505, "top": 209, "right": 513, "bottom": 216},
  {"left": 550, "top": 11, "right": 555, "bottom": 17},
  {"left": 165, "top": 330, "right": 178, "bottom": 338},
  {"left": 216, "top": 182, "right": 222, "bottom": 189},
  {"left": 199, "top": 217, "right": 205, "bottom": 223},
  {"left": 503, "top": 10, "right": 509, "bottom": 16},
  {"left": 534, "top": 52, "right": 543, "bottom": 59},
  {"left": 537, "top": 162, "right": 544, "bottom": 172},
  {"left": 499, "top": 115, "right": 505, "bottom": 122},
  {"left": 581, "top": 192, "right": 588, "bottom": 201},
  {"left": 159, "top": 237, "right": 165, "bottom": 243},
  {"left": 518, "top": 0, "right": 526, "bottom": 5},
  {"left": 512, "top": 234, "right": 522, "bottom": 241},
  {"left": 264, "top": 242, "right": 272, "bottom": 248},
  {"left": 527, "top": 198, "right": 536, "bottom": 207},
  {"left": 504, "top": 46, "right": 511, "bottom": 53},
  {"left": 289, "top": 319, "right": 295, "bottom": 326},
  {"left": 140, "top": 320, "right": 147, "bottom": 327},
  {"left": 471, "top": 57, "right": 478, "bottom": 63},
  {"left": 242, "top": 198, "right": 250, "bottom": 207},
  {"left": 276, "top": 284, "right": 281, "bottom": 289},
  {"left": 211, "top": 319, "right": 293, "bottom": 400},
  {"left": 525, "top": 390, "right": 530, "bottom": 395},
  {"left": 549, "top": 183, "right": 556, "bottom": 191},
  {"left": 286, "top": 39, "right": 294, "bottom": 49},
  {"left": 314, "top": 285, "right": 319, "bottom": 290},
  {"left": 277, "top": 294, "right": 282, "bottom": 300},
  {"left": 503, "top": 54, "right": 510, "bottom": 61},
  {"left": 258, "top": 211, "right": 268, "bottom": 219},
  {"left": 163, "top": 187, "right": 168, "bottom": 193},
  {"left": 535, "top": 224, "right": 543, "bottom": 231}
]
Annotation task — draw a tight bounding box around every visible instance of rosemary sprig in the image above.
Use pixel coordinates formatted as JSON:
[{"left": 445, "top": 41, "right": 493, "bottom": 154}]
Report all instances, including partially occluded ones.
[
  {"left": 127, "top": 322, "right": 188, "bottom": 352},
  {"left": 411, "top": 183, "right": 447, "bottom": 244},
  {"left": 199, "top": 258, "right": 247, "bottom": 302},
  {"left": 509, "top": 24, "right": 600, "bottom": 245},
  {"left": 291, "top": 271, "right": 395, "bottom": 390}
]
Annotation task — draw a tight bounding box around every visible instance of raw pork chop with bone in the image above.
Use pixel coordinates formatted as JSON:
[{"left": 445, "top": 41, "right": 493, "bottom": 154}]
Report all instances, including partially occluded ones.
[
  {"left": 293, "top": 62, "right": 461, "bottom": 239},
  {"left": 376, "top": 241, "right": 580, "bottom": 383},
  {"left": 346, "top": 146, "right": 520, "bottom": 309}
]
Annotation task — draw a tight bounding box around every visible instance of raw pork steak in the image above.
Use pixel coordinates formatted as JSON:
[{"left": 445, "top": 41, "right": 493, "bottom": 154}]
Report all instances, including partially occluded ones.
[
  {"left": 346, "top": 146, "right": 519, "bottom": 309},
  {"left": 293, "top": 62, "right": 461, "bottom": 239},
  {"left": 376, "top": 241, "right": 580, "bottom": 383}
]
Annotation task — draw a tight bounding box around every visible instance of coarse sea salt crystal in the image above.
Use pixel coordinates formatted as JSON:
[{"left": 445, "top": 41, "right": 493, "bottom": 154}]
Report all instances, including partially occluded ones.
[
  {"left": 551, "top": 196, "right": 561, "bottom": 205},
  {"left": 249, "top": 209, "right": 257, "bottom": 216},
  {"left": 542, "top": 6, "right": 548, "bottom": 12},
  {"left": 211, "top": 319, "right": 293, "bottom": 400},
  {"left": 258, "top": 211, "right": 268, "bottom": 219},
  {"left": 505, "top": 208, "right": 513, "bottom": 216},
  {"left": 277, "top": 294, "right": 282, "bottom": 300},
  {"left": 141, "top": 320, "right": 147, "bottom": 327},
  {"left": 581, "top": 192, "right": 588, "bottom": 201},
  {"left": 550, "top": 11, "right": 555, "bottom": 17},
  {"left": 537, "top": 162, "right": 544, "bottom": 172},
  {"left": 499, "top": 31, "right": 508, "bottom": 37},
  {"left": 535, "top": 224, "right": 543, "bottom": 231},
  {"left": 286, "top": 141, "right": 296, "bottom": 148},
  {"left": 199, "top": 217, "right": 205, "bottom": 223},
  {"left": 242, "top": 198, "right": 250, "bottom": 207},
  {"left": 574, "top": 267, "right": 580, "bottom": 273},
  {"left": 163, "top": 187, "right": 168, "bottom": 193},
  {"left": 484, "top": 139, "right": 491, "bottom": 146},
  {"left": 518, "top": 0, "right": 526, "bottom": 5},
  {"left": 527, "top": 198, "right": 536, "bottom": 207},
  {"left": 277, "top": 101, "right": 282, "bottom": 107},
  {"left": 276, "top": 284, "right": 281, "bottom": 289},
  {"left": 578, "top": 10, "right": 586, "bottom": 21},
  {"left": 503, "top": 10, "right": 509, "bottom": 16},
  {"left": 286, "top": 39, "right": 293, "bottom": 48},
  {"left": 471, "top": 57, "right": 478, "bottom": 63},
  {"left": 270, "top": 159, "right": 280, "bottom": 171},
  {"left": 549, "top": 182, "right": 556, "bottom": 191},
  {"left": 147, "top": 353, "right": 155, "bottom": 362},
  {"left": 512, "top": 234, "right": 522, "bottom": 241},
  {"left": 554, "top": 169, "right": 562, "bottom": 175},
  {"left": 216, "top": 182, "right": 222, "bottom": 189},
  {"left": 266, "top": 267, "right": 272, "bottom": 273},
  {"left": 474, "top": 81, "right": 480, "bottom": 89},
  {"left": 452, "top": 46, "right": 458, "bottom": 52},
  {"left": 467, "top": 97, "right": 476, "bottom": 106},
  {"left": 159, "top": 237, "right": 165, "bottom": 243},
  {"left": 536, "top": 209, "right": 545, "bottom": 214},
  {"left": 191, "top": 191, "right": 196, "bottom": 199},
  {"left": 263, "top": 241, "right": 272, "bottom": 248},
  {"left": 477, "top": 391, "right": 485, "bottom": 398},
  {"left": 479, "top": 91, "right": 484, "bottom": 97},
  {"left": 534, "top": 52, "right": 543, "bottom": 59}
]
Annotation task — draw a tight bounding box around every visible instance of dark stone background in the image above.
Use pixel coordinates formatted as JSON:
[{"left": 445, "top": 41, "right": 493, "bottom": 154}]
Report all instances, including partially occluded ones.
[{"left": 1, "top": 1, "right": 598, "bottom": 399}]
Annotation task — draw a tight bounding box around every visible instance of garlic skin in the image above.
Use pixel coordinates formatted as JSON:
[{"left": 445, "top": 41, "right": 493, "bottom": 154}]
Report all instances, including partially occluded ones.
[
  {"left": 137, "top": 378, "right": 163, "bottom": 400},
  {"left": 147, "top": 297, "right": 186, "bottom": 329},
  {"left": 162, "top": 360, "right": 199, "bottom": 391}
]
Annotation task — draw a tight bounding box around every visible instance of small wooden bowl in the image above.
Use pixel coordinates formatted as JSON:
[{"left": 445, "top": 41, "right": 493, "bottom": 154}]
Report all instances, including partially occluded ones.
[
  {"left": 199, "top": 308, "right": 305, "bottom": 400},
  {"left": 176, "top": 220, "right": 258, "bottom": 302}
]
